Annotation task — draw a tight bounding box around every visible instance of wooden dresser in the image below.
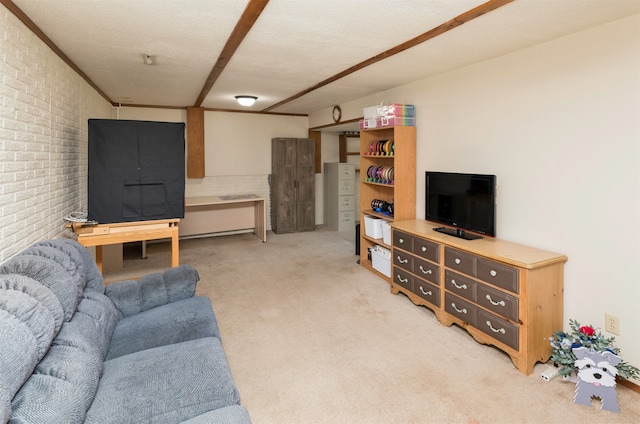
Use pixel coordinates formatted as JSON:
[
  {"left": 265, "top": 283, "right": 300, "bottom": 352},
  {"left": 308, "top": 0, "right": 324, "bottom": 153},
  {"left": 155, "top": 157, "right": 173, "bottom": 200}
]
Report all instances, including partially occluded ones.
[{"left": 390, "top": 220, "right": 567, "bottom": 375}]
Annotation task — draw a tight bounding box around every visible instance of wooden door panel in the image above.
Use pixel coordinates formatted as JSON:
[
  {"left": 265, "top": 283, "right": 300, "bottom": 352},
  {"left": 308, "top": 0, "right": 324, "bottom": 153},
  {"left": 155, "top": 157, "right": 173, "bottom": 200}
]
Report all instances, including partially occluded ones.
[
  {"left": 296, "top": 139, "right": 315, "bottom": 231},
  {"left": 296, "top": 202, "right": 315, "bottom": 232},
  {"left": 271, "top": 138, "right": 315, "bottom": 233}
]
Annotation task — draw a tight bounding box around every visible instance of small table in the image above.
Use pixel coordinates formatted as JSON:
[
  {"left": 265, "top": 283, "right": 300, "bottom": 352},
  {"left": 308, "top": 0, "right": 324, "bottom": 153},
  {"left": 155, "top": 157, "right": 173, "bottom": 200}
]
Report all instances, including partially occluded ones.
[
  {"left": 180, "top": 195, "right": 267, "bottom": 242},
  {"left": 72, "top": 219, "right": 180, "bottom": 273}
]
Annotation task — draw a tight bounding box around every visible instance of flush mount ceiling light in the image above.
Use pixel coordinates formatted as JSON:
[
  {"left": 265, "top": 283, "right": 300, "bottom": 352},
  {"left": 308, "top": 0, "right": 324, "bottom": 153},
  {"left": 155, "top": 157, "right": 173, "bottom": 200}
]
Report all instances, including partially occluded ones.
[
  {"left": 141, "top": 54, "right": 156, "bottom": 65},
  {"left": 235, "top": 95, "right": 257, "bottom": 107}
]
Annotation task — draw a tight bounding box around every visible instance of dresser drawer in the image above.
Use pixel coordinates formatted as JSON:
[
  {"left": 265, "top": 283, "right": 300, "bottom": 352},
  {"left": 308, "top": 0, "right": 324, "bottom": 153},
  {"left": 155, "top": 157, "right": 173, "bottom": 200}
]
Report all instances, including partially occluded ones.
[
  {"left": 413, "top": 238, "right": 439, "bottom": 263},
  {"left": 444, "top": 270, "right": 476, "bottom": 301},
  {"left": 339, "top": 180, "right": 355, "bottom": 195},
  {"left": 477, "top": 309, "right": 519, "bottom": 350},
  {"left": 393, "top": 267, "right": 413, "bottom": 292},
  {"left": 393, "top": 250, "right": 413, "bottom": 272},
  {"left": 477, "top": 258, "right": 519, "bottom": 294},
  {"left": 393, "top": 231, "right": 414, "bottom": 252},
  {"left": 338, "top": 195, "right": 354, "bottom": 211},
  {"left": 414, "top": 257, "right": 439, "bottom": 285},
  {"left": 445, "top": 247, "right": 476, "bottom": 276},
  {"left": 337, "top": 164, "right": 355, "bottom": 179},
  {"left": 445, "top": 292, "right": 477, "bottom": 326},
  {"left": 337, "top": 211, "right": 355, "bottom": 231},
  {"left": 413, "top": 279, "right": 440, "bottom": 307},
  {"left": 476, "top": 283, "right": 518, "bottom": 322}
]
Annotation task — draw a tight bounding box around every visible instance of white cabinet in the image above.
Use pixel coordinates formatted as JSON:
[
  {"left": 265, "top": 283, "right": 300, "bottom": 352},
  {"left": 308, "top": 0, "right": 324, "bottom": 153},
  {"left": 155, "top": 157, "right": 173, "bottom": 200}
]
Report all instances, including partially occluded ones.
[{"left": 323, "top": 163, "right": 356, "bottom": 231}]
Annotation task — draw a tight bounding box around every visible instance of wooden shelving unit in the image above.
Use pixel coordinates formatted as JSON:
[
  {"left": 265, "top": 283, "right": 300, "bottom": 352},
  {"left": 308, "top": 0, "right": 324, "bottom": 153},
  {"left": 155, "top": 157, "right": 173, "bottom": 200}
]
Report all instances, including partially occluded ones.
[{"left": 359, "top": 126, "right": 416, "bottom": 281}]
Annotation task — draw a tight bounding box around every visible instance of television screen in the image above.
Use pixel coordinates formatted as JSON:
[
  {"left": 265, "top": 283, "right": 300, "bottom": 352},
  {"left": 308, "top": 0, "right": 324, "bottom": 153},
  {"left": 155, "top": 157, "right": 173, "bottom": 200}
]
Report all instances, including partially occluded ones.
[{"left": 425, "top": 172, "right": 496, "bottom": 239}]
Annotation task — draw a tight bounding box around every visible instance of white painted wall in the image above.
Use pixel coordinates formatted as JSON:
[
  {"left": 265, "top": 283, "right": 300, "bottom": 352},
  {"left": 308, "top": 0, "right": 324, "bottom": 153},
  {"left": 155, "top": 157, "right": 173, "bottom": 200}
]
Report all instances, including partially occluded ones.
[
  {"left": 204, "top": 111, "right": 308, "bottom": 176},
  {"left": 310, "top": 14, "right": 640, "bottom": 382}
]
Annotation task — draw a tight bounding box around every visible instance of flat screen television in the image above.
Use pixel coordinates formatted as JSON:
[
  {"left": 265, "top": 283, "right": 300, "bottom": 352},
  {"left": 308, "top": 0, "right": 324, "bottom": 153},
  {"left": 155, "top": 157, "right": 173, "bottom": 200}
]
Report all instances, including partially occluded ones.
[{"left": 425, "top": 171, "right": 496, "bottom": 240}]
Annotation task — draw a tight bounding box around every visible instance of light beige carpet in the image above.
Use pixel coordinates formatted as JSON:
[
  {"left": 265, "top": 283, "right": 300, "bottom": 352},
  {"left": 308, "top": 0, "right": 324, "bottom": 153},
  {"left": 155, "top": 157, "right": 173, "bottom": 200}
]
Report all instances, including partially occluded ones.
[{"left": 105, "top": 227, "right": 640, "bottom": 424}]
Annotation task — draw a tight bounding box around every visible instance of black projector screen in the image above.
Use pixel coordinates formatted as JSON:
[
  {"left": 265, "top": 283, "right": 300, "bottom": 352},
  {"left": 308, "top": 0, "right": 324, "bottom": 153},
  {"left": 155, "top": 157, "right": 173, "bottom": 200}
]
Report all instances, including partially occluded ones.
[{"left": 88, "top": 119, "right": 185, "bottom": 224}]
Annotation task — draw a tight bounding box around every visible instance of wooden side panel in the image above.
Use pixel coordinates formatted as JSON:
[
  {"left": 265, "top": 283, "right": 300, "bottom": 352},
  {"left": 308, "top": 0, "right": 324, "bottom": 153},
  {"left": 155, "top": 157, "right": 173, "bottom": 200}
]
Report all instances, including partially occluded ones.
[
  {"left": 339, "top": 133, "right": 347, "bottom": 163},
  {"left": 522, "top": 263, "right": 565, "bottom": 372},
  {"left": 308, "top": 130, "right": 322, "bottom": 173},
  {"left": 186, "top": 107, "right": 205, "bottom": 178},
  {"left": 296, "top": 138, "right": 316, "bottom": 232},
  {"left": 392, "top": 126, "right": 416, "bottom": 221},
  {"left": 271, "top": 138, "right": 297, "bottom": 233}
]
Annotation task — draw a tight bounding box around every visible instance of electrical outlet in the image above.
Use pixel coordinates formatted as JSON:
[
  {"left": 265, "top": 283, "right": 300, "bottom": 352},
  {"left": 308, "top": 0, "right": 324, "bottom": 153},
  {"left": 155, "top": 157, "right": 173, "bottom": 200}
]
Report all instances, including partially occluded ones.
[{"left": 605, "top": 313, "right": 620, "bottom": 335}]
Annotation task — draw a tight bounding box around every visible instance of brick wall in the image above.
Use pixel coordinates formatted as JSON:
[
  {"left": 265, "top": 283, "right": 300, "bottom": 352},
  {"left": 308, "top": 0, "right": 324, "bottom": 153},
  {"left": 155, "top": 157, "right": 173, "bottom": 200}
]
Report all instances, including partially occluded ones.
[{"left": 0, "top": 7, "right": 112, "bottom": 261}]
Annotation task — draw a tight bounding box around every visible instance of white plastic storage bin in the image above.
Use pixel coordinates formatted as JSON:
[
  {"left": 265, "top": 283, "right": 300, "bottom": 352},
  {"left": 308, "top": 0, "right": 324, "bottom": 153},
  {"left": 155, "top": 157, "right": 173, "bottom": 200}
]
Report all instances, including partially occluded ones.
[
  {"left": 370, "top": 245, "right": 391, "bottom": 277},
  {"left": 364, "top": 215, "right": 383, "bottom": 239},
  {"left": 381, "top": 221, "right": 391, "bottom": 245}
]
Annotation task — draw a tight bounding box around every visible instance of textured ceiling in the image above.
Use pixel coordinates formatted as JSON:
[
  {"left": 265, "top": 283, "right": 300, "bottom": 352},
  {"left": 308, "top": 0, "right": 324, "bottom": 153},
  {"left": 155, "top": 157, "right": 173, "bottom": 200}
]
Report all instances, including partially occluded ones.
[{"left": 6, "top": 0, "right": 640, "bottom": 115}]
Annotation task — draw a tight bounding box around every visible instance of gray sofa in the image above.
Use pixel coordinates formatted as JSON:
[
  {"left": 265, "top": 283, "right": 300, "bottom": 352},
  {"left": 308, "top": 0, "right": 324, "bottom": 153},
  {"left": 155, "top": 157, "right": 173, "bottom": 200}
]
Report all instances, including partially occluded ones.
[{"left": 0, "top": 238, "right": 251, "bottom": 423}]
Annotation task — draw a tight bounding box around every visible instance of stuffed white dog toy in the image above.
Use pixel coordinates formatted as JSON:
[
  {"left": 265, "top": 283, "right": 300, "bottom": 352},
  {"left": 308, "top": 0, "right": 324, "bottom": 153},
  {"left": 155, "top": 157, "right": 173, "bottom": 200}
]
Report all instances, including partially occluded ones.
[{"left": 572, "top": 346, "right": 621, "bottom": 412}]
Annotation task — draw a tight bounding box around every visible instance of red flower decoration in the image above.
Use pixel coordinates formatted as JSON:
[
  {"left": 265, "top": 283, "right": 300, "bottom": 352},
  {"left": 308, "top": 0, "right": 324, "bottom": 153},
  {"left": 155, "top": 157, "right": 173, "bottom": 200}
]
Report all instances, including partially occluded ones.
[{"left": 579, "top": 325, "right": 595, "bottom": 336}]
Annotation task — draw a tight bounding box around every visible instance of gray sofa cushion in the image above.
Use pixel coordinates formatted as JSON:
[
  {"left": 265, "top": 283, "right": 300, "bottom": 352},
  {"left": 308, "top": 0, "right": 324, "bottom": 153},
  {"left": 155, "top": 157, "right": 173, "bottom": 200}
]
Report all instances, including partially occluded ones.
[
  {"left": 36, "top": 344, "right": 101, "bottom": 410},
  {"left": 12, "top": 293, "right": 121, "bottom": 422},
  {"left": 32, "top": 239, "right": 88, "bottom": 282},
  {"left": 86, "top": 337, "right": 241, "bottom": 424},
  {"left": 51, "top": 238, "right": 105, "bottom": 293},
  {"left": 106, "top": 296, "right": 219, "bottom": 360},
  {"left": 20, "top": 245, "right": 86, "bottom": 296},
  {"left": 75, "top": 291, "right": 120, "bottom": 360},
  {"left": 0, "top": 275, "right": 62, "bottom": 403},
  {"left": 0, "top": 273, "right": 64, "bottom": 336},
  {"left": 10, "top": 343, "right": 101, "bottom": 423},
  {"left": 181, "top": 405, "right": 252, "bottom": 424},
  {"left": 0, "top": 380, "right": 10, "bottom": 424},
  {"left": 53, "top": 303, "right": 111, "bottom": 369},
  {"left": 0, "top": 255, "right": 82, "bottom": 321},
  {"left": 10, "top": 373, "right": 87, "bottom": 423},
  {"left": 105, "top": 265, "right": 199, "bottom": 317}
]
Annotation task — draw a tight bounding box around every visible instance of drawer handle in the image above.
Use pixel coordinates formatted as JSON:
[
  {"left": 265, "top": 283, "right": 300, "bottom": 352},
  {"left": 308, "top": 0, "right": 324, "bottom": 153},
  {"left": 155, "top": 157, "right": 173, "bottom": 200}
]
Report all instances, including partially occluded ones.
[
  {"left": 396, "top": 275, "right": 408, "bottom": 284},
  {"left": 396, "top": 256, "right": 408, "bottom": 264},
  {"left": 450, "top": 279, "right": 468, "bottom": 290},
  {"left": 486, "top": 295, "right": 506, "bottom": 307},
  {"left": 421, "top": 246, "right": 427, "bottom": 252},
  {"left": 419, "top": 286, "right": 432, "bottom": 296},
  {"left": 419, "top": 266, "right": 432, "bottom": 275},
  {"left": 451, "top": 303, "right": 467, "bottom": 314},
  {"left": 399, "top": 238, "right": 405, "bottom": 244},
  {"left": 455, "top": 258, "right": 461, "bottom": 265},
  {"left": 486, "top": 321, "right": 506, "bottom": 334},
  {"left": 490, "top": 270, "right": 497, "bottom": 277}
]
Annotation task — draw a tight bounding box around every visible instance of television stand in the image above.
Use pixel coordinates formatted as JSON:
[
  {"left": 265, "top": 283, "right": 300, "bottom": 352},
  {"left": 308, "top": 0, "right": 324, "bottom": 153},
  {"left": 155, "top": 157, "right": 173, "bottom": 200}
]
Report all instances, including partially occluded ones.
[
  {"left": 392, "top": 219, "right": 567, "bottom": 375},
  {"left": 433, "top": 226, "right": 482, "bottom": 240}
]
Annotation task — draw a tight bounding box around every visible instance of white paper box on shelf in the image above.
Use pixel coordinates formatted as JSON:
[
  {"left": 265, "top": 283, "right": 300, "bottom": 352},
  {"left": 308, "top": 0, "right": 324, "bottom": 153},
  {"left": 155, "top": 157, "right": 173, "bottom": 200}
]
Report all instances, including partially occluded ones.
[
  {"left": 364, "top": 215, "right": 383, "bottom": 239},
  {"left": 359, "top": 118, "right": 381, "bottom": 130},
  {"left": 363, "top": 103, "right": 385, "bottom": 119},
  {"left": 381, "top": 221, "right": 391, "bottom": 245},
  {"left": 363, "top": 106, "right": 379, "bottom": 119},
  {"left": 370, "top": 245, "right": 391, "bottom": 277}
]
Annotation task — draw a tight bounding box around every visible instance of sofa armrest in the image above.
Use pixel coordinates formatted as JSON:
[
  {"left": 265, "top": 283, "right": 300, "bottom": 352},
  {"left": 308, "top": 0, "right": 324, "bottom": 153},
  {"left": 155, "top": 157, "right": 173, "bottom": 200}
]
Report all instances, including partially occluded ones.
[{"left": 105, "top": 265, "right": 199, "bottom": 317}]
